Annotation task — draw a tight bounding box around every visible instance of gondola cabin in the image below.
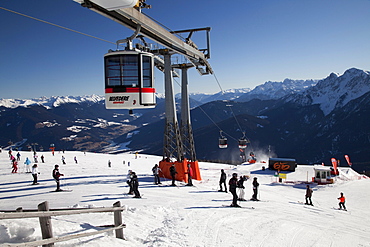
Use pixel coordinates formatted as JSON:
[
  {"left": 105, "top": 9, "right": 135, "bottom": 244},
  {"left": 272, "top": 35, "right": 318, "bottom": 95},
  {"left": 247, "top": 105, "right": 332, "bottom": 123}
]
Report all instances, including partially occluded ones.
[
  {"left": 238, "top": 139, "right": 248, "bottom": 149},
  {"left": 219, "top": 138, "right": 228, "bottom": 148},
  {"left": 104, "top": 49, "right": 156, "bottom": 110}
]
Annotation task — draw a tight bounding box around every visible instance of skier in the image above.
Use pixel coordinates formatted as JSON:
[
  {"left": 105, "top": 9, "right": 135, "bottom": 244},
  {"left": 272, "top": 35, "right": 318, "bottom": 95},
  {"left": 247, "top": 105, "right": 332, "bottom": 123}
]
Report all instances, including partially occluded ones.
[
  {"left": 126, "top": 170, "right": 133, "bottom": 194},
  {"left": 11, "top": 159, "right": 18, "bottom": 173},
  {"left": 131, "top": 172, "right": 141, "bottom": 198},
  {"left": 337, "top": 192, "right": 346, "bottom": 210},
  {"left": 41, "top": 155, "right": 45, "bottom": 163},
  {"left": 74, "top": 156, "right": 78, "bottom": 164},
  {"left": 237, "top": 175, "right": 248, "bottom": 201},
  {"left": 251, "top": 177, "right": 260, "bottom": 201},
  {"left": 108, "top": 160, "right": 111, "bottom": 167},
  {"left": 169, "top": 164, "right": 177, "bottom": 186},
  {"left": 31, "top": 164, "right": 40, "bottom": 185},
  {"left": 185, "top": 163, "right": 193, "bottom": 186},
  {"left": 219, "top": 169, "right": 227, "bottom": 192},
  {"left": 61, "top": 156, "right": 66, "bottom": 165},
  {"left": 229, "top": 173, "right": 240, "bottom": 207},
  {"left": 305, "top": 185, "right": 313, "bottom": 205},
  {"left": 152, "top": 164, "right": 162, "bottom": 185},
  {"left": 34, "top": 154, "right": 38, "bottom": 163},
  {"left": 16, "top": 152, "right": 21, "bottom": 161},
  {"left": 52, "top": 165, "right": 64, "bottom": 191},
  {"left": 24, "top": 157, "right": 32, "bottom": 173}
]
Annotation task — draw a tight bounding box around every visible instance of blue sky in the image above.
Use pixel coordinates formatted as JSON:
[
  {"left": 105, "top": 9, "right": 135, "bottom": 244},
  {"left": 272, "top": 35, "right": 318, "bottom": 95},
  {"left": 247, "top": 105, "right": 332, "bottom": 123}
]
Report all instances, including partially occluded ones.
[{"left": 1, "top": 0, "right": 370, "bottom": 99}]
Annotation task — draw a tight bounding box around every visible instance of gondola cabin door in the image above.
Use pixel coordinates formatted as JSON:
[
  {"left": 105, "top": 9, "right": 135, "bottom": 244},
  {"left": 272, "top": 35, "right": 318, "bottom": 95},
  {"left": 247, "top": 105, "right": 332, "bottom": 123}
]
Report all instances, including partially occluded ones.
[{"left": 104, "top": 50, "right": 156, "bottom": 110}]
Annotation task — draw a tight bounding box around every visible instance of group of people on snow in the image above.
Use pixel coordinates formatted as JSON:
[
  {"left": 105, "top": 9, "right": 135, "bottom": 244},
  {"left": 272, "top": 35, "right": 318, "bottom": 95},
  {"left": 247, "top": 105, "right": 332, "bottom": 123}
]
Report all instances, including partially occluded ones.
[
  {"left": 4, "top": 150, "right": 349, "bottom": 209},
  {"left": 218, "top": 169, "right": 346, "bottom": 209},
  {"left": 305, "top": 184, "right": 346, "bottom": 210},
  {"left": 126, "top": 170, "right": 141, "bottom": 198},
  {"left": 224, "top": 171, "right": 255, "bottom": 207},
  {"left": 5, "top": 149, "right": 73, "bottom": 191}
]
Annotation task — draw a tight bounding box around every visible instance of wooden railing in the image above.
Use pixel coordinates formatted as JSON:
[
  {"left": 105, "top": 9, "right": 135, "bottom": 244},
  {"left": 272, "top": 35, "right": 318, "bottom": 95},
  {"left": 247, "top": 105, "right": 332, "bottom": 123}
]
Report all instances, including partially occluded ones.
[{"left": 0, "top": 201, "right": 126, "bottom": 247}]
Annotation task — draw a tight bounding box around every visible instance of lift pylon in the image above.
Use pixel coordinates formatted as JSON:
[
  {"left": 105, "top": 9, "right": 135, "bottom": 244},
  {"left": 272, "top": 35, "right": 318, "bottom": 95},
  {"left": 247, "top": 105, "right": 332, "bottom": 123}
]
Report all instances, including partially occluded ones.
[
  {"left": 177, "top": 63, "right": 196, "bottom": 162},
  {"left": 162, "top": 53, "right": 183, "bottom": 162}
]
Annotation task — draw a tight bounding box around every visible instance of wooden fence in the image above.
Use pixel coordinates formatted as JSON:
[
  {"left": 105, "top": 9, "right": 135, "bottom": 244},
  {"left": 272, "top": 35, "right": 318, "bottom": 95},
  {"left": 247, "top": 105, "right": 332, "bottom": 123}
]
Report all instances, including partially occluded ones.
[{"left": 0, "top": 201, "right": 126, "bottom": 247}]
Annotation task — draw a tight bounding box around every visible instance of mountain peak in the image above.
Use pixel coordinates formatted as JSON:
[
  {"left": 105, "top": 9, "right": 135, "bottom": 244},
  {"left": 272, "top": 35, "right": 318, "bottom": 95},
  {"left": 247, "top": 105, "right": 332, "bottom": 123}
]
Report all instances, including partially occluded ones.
[{"left": 286, "top": 68, "right": 370, "bottom": 115}]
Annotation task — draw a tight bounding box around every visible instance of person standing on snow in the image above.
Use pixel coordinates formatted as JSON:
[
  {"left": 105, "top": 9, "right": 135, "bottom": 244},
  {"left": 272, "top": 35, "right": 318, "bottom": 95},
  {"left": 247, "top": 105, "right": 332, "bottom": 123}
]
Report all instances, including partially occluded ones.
[
  {"left": 229, "top": 173, "right": 240, "bottom": 207},
  {"left": 237, "top": 175, "right": 248, "bottom": 201},
  {"left": 24, "top": 157, "right": 32, "bottom": 173},
  {"left": 185, "top": 163, "right": 193, "bottom": 186},
  {"left": 41, "top": 155, "right": 45, "bottom": 163},
  {"left": 11, "top": 159, "right": 18, "bottom": 173},
  {"left": 16, "top": 152, "right": 21, "bottom": 161},
  {"left": 126, "top": 170, "right": 133, "bottom": 194},
  {"left": 131, "top": 172, "right": 141, "bottom": 198},
  {"left": 337, "top": 192, "right": 346, "bottom": 210},
  {"left": 169, "top": 164, "right": 177, "bottom": 186},
  {"left": 61, "top": 156, "right": 66, "bottom": 165},
  {"left": 251, "top": 177, "right": 260, "bottom": 201},
  {"left": 52, "top": 165, "right": 64, "bottom": 191},
  {"left": 32, "top": 164, "right": 40, "bottom": 185},
  {"left": 152, "top": 164, "right": 162, "bottom": 185},
  {"left": 219, "top": 169, "right": 227, "bottom": 192},
  {"left": 305, "top": 185, "right": 313, "bottom": 205}
]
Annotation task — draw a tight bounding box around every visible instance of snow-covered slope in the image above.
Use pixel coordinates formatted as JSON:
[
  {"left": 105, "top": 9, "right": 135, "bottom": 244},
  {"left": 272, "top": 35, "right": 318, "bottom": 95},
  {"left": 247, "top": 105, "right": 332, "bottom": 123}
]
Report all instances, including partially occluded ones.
[{"left": 0, "top": 151, "right": 369, "bottom": 246}]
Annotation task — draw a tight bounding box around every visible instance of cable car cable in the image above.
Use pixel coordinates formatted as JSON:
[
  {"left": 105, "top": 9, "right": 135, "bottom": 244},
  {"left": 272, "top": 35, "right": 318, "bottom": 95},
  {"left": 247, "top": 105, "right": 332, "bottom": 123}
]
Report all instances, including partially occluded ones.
[
  {"left": 2, "top": 6, "right": 250, "bottom": 149},
  {"left": 172, "top": 77, "right": 238, "bottom": 142},
  {"left": 212, "top": 72, "right": 247, "bottom": 140},
  {"left": 0, "top": 6, "right": 118, "bottom": 45}
]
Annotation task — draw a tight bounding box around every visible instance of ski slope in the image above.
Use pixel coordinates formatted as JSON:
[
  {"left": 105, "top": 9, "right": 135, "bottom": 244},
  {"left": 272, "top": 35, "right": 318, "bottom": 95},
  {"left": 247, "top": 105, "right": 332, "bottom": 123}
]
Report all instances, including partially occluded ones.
[{"left": 0, "top": 151, "right": 369, "bottom": 246}]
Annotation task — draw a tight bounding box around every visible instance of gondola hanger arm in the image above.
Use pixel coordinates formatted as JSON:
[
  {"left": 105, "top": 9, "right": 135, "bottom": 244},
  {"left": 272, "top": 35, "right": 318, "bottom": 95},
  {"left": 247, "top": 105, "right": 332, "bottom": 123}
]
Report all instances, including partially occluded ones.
[{"left": 116, "top": 24, "right": 141, "bottom": 49}]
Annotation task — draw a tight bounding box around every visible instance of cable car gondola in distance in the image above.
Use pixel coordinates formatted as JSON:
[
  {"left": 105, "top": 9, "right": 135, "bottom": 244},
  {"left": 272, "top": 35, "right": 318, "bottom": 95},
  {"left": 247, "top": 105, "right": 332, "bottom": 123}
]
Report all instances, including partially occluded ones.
[
  {"left": 104, "top": 49, "right": 156, "bottom": 111},
  {"left": 219, "top": 131, "right": 228, "bottom": 148},
  {"left": 219, "top": 138, "right": 228, "bottom": 148},
  {"left": 238, "top": 139, "right": 248, "bottom": 149}
]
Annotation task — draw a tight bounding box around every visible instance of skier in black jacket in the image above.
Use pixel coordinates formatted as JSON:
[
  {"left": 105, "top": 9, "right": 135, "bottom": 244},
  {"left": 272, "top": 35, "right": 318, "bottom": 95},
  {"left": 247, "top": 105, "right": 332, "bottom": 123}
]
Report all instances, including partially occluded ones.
[
  {"left": 169, "top": 164, "right": 177, "bottom": 186},
  {"left": 251, "top": 177, "right": 259, "bottom": 201},
  {"left": 219, "top": 169, "right": 227, "bottom": 192},
  {"left": 52, "top": 165, "right": 64, "bottom": 191},
  {"left": 229, "top": 173, "right": 240, "bottom": 207},
  {"left": 131, "top": 172, "right": 141, "bottom": 198}
]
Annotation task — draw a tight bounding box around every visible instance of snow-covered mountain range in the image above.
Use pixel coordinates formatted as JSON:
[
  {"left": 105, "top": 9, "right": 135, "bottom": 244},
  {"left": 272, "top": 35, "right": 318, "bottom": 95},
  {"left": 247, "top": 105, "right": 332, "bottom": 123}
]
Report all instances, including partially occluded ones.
[
  {"left": 1, "top": 68, "right": 368, "bottom": 116},
  {"left": 285, "top": 68, "right": 370, "bottom": 115},
  {"left": 0, "top": 68, "right": 369, "bottom": 172},
  {"left": 0, "top": 95, "right": 104, "bottom": 109}
]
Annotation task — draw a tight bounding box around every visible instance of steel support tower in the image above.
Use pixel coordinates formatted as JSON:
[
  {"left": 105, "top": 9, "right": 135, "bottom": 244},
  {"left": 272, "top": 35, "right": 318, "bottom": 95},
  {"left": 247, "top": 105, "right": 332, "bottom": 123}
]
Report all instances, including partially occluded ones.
[{"left": 163, "top": 53, "right": 183, "bottom": 161}]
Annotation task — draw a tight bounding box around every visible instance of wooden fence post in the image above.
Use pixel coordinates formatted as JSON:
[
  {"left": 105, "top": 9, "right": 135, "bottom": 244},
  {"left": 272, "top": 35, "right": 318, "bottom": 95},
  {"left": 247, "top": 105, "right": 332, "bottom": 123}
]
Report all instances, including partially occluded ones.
[
  {"left": 38, "top": 201, "right": 54, "bottom": 247},
  {"left": 113, "top": 201, "right": 124, "bottom": 240}
]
